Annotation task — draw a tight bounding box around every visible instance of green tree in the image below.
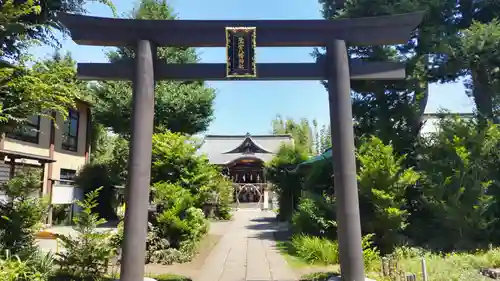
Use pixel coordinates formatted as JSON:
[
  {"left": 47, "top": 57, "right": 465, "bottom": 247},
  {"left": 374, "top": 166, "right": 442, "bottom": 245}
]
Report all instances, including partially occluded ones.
[
  {"left": 291, "top": 136, "right": 418, "bottom": 253},
  {"left": 356, "top": 136, "right": 419, "bottom": 253},
  {"left": 318, "top": 124, "right": 331, "bottom": 153},
  {"left": 1, "top": 0, "right": 115, "bottom": 63},
  {"left": 460, "top": 20, "right": 500, "bottom": 124},
  {"left": 291, "top": 191, "right": 337, "bottom": 239},
  {"left": 411, "top": 116, "right": 500, "bottom": 251},
  {"left": 56, "top": 188, "right": 116, "bottom": 279},
  {"left": 272, "top": 115, "right": 316, "bottom": 155},
  {"left": 267, "top": 144, "right": 309, "bottom": 221},
  {"left": 150, "top": 182, "right": 209, "bottom": 263},
  {"left": 90, "top": 0, "right": 216, "bottom": 137},
  {"left": 0, "top": 52, "right": 80, "bottom": 137},
  {"left": 0, "top": 168, "right": 47, "bottom": 258},
  {"left": 75, "top": 163, "right": 119, "bottom": 221},
  {"left": 318, "top": 0, "right": 426, "bottom": 144},
  {"left": 110, "top": 131, "right": 230, "bottom": 264},
  {"left": 89, "top": 123, "right": 115, "bottom": 164},
  {"left": 317, "top": 0, "right": 500, "bottom": 253},
  {"left": 312, "top": 119, "right": 320, "bottom": 154},
  {"left": 319, "top": 0, "right": 500, "bottom": 128},
  {"left": 151, "top": 131, "right": 233, "bottom": 218}
]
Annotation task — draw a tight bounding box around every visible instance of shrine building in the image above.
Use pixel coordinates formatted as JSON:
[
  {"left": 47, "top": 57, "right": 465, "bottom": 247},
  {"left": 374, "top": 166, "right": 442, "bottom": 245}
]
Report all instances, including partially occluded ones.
[{"left": 198, "top": 133, "right": 293, "bottom": 207}]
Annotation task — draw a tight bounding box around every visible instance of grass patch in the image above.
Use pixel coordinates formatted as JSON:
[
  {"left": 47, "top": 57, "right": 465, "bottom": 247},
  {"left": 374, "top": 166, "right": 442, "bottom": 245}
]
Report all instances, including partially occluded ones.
[
  {"left": 299, "top": 271, "right": 338, "bottom": 281},
  {"left": 49, "top": 273, "right": 191, "bottom": 281},
  {"left": 279, "top": 234, "right": 379, "bottom": 269},
  {"left": 290, "top": 235, "right": 339, "bottom": 265},
  {"left": 275, "top": 238, "right": 341, "bottom": 276},
  {"left": 380, "top": 248, "right": 500, "bottom": 281},
  {"left": 300, "top": 247, "right": 500, "bottom": 281},
  {"left": 284, "top": 234, "right": 500, "bottom": 280},
  {"left": 148, "top": 273, "right": 192, "bottom": 281},
  {"left": 276, "top": 240, "right": 314, "bottom": 268}
]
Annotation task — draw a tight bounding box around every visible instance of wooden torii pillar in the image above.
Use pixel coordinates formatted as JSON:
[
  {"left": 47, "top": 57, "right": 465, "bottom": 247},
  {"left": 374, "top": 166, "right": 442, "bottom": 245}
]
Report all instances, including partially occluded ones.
[{"left": 58, "top": 11, "right": 423, "bottom": 281}]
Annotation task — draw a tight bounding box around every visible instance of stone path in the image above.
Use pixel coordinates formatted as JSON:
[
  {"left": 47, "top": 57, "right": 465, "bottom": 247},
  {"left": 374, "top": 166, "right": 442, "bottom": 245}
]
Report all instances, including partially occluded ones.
[
  {"left": 193, "top": 209, "right": 297, "bottom": 281},
  {"left": 36, "top": 208, "right": 297, "bottom": 281}
]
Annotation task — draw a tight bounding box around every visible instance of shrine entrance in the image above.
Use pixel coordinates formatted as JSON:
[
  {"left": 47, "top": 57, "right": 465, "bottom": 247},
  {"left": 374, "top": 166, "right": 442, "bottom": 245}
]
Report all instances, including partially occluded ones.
[
  {"left": 236, "top": 184, "right": 261, "bottom": 203},
  {"left": 227, "top": 157, "right": 265, "bottom": 204},
  {"left": 58, "top": 10, "right": 423, "bottom": 281}
]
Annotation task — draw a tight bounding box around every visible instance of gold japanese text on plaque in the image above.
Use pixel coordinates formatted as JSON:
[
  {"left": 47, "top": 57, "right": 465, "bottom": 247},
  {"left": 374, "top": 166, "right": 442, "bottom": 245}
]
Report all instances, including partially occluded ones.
[{"left": 225, "top": 27, "right": 257, "bottom": 78}]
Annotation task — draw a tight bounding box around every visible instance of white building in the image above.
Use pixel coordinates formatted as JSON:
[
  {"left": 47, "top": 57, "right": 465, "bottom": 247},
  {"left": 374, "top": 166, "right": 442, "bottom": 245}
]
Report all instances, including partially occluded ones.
[{"left": 420, "top": 112, "right": 474, "bottom": 136}]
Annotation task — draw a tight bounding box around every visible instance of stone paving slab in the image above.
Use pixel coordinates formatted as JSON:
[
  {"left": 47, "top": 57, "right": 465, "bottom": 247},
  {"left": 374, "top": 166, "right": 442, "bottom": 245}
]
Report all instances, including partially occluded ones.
[{"left": 194, "top": 209, "right": 297, "bottom": 281}]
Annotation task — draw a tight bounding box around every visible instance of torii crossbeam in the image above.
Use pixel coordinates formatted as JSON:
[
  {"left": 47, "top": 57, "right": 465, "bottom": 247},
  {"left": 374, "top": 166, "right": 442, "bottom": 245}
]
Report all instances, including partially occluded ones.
[{"left": 58, "top": 11, "right": 424, "bottom": 281}]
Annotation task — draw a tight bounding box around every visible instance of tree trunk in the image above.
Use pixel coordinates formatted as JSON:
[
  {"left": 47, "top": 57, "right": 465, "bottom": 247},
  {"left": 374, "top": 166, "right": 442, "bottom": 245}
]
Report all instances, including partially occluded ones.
[
  {"left": 375, "top": 87, "right": 391, "bottom": 143},
  {"left": 471, "top": 68, "right": 494, "bottom": 126}
]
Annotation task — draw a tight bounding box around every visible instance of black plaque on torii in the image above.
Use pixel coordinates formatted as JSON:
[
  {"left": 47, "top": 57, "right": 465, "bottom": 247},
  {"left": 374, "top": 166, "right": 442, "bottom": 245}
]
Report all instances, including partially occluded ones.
[{"left": 226, "top": 27, "right": 257, "bottom": 78}]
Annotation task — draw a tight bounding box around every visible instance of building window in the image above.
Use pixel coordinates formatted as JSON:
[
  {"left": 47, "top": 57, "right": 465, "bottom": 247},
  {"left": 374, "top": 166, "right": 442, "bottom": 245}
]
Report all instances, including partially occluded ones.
[
  {"left": 7, "top": 115, "right": 40, "bottom": 143},
  {"left": 60, "top": 168, "right": 76, "bottom": 185},
  {"left": 62, "top": 109, "right": 79, "bottom": 152}
]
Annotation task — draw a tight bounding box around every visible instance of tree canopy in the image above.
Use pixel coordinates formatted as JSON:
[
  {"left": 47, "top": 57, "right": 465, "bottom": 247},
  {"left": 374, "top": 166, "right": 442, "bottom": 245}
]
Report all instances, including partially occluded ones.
[
  {"left": 89, "top": 0, "right": 216, "bottom": 137},
  {"left": 0, "top": 0, "right": 115, "bottom": 134},
  {"left": 271, "top": 115, "right": 331, "bottom": 155},
  {"left": 1, "top": 0, "right": 115, "bottom": 63},
  {"left": 0, "top": 52, "right": 80, "bottom": 133},
  {"left": 310, "top": 0, "right": 499, "bottom": 168}
]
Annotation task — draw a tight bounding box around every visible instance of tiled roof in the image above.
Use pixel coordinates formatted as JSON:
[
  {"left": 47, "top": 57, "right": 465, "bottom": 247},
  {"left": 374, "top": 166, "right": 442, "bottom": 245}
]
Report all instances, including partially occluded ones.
[{"left": 197, "top": 133, "right": 293, "bottom": 165}]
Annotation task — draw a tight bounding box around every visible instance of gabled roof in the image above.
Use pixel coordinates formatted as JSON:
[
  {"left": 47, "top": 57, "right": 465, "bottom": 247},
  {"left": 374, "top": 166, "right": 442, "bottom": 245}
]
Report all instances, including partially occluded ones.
[
  {"left": 223, "top": 133, "right": 273, "bottom": 154},
  {"left": 198, "top": 133, "right": 293, "bottom": 165}
]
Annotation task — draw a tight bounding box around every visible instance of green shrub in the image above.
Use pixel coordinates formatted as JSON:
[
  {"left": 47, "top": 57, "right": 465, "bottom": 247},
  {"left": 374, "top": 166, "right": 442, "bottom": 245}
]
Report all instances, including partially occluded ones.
[
  {"left": 110, "top": 204, "right": 125, "bottom": 253},
  {"left": 300, "top": 271, "right": 337, "bottom": 281},
  {"left": 196, "top": 171, "right": 233, "bottom": 220},
  {"left": 357, "top": 136, "right": 419, "bottom": 254},
  {"left": 111, "top": 182, "right": 209, "bottom": 265},
  {"left": 0, "top": 250, "right": 54, "bottom": 281},
  {"left": 288, "top": 234, "right": 380, "bottom": 270},
  {"left": 390, "top": 245, "right": 428, "bottom": 259},
  {"left": 152, "top": 182, "right": 208, "bottom": 263},
  {"left": 291, "top": 136, "right": 417, "bottom": 254},
  {"left": 0, "top": 168, "right": 47, "bottom": 258},
  {"left": 149, "top": 273, "right": 192, "bottom": 281},
  {"left": 383, "top": 247, "right": 500, "bottom": 281},
  {"left": 290, "top": 235, "right": 339, "bottom": 265},
  {"left": 301, "top": 157, "right": 334, "bottom": 196},
  {"left": 361, "top": 234, "right": 381, "bottom": 271},
  {"left": 104, "top": 131, "right": 234, "bottom": 220},
  {"left": 55, "top": 187, "right": 116, "bottom": 279},
  {"left": 151, "top": 208, "right": 208, "bottom": 264},
  {"left": 291, "top": 192, "right": 336, "bottom": 238},
  {"left": 75, "top": 163, "right": 118, "bottom": 221},
  {"left": 109, "top": 131, "right": 227, "bottom": 265},
  {"left": 266, "top": 144, "right": 309, "bottom": 221},
  {"left": 410, "top": 117, "right": 500, "bottom": 251},
  {"left": 151, "top": 131, "right": 233, "bottom": 219},
  {"left": 51, "top": 204, "right": 72, "bottom": 226}
]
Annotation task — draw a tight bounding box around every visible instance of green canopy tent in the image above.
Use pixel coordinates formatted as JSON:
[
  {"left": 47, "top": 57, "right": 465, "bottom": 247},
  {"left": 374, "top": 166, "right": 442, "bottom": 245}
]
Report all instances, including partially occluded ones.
[{"left": 290, "top": 147, "right": 332, "bottom": 174}]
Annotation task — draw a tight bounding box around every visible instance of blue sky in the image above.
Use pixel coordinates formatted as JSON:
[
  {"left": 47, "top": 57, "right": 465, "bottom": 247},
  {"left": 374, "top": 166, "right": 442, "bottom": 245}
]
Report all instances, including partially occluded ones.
[{"left": 32, "top": 0, "right": 475, "bottom": 135}]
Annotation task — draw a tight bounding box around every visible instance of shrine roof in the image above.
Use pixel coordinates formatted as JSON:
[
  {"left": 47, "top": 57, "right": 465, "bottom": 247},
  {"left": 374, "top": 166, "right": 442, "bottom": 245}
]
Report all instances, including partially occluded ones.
[{"left": 197, "top": 133, "right": 293, "bottom": 165}]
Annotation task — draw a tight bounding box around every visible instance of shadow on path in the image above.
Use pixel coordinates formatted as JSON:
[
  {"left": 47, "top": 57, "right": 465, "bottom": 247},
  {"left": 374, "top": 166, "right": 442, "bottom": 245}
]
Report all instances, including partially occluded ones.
[
  {"left": 250, "top": 216, "right": 276, "bottom": 223},
  {"left": 245, "top": 212, "right": 293, "bottom": 243},
  {"left": 193, "top": 209, "right": 298, "bottom": 281}
]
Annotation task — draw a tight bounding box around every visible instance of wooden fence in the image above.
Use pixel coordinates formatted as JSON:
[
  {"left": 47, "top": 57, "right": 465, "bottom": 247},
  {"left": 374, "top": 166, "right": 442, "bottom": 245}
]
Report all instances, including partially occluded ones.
[{"left": 380, "top": 257, "right": 428, "bottom": 281}]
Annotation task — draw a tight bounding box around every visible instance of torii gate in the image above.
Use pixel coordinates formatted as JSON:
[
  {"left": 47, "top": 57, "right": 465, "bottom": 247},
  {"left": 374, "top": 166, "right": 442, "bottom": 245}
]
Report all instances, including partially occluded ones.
[{"left": 57, "top": 11, "right": 423, "bottom": 281}]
